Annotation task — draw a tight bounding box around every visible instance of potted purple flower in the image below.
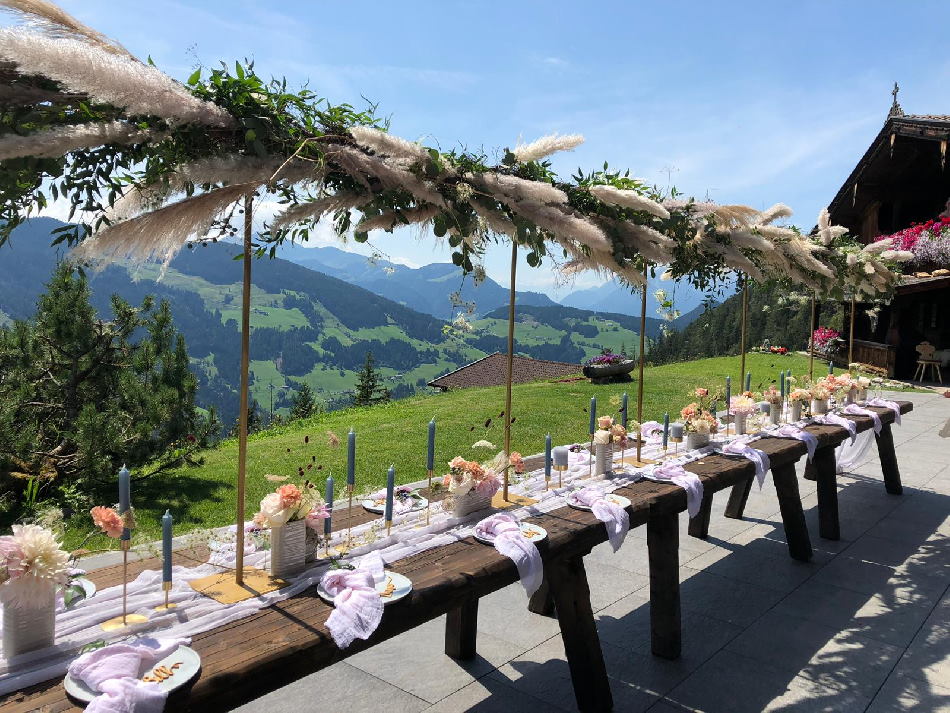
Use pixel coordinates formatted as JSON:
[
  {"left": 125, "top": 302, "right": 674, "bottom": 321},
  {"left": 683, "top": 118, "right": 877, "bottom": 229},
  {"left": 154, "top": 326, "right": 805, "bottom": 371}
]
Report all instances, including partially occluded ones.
[{"left": 582, "top": 349, "right": 636, "bottom": 383}]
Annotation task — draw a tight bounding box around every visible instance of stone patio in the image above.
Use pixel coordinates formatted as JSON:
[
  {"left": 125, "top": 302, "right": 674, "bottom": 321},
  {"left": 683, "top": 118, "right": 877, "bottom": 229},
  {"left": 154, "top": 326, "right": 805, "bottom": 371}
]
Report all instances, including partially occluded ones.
[{"left": 234, "top": 391, "right": 950, "bottom": 713}]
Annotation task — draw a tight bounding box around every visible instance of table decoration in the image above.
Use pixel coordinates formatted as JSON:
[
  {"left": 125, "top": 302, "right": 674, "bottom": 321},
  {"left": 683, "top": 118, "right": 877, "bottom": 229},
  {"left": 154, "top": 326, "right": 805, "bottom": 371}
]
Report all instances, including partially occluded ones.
[
  {"left": 1, "top": 524, "right": 70, "bottom": 657},
  {"left": 552, "top": 446, "right": 569, "bottom": 487},
  {"left": 680, "top": 389, "right": 718, "bottom": 450},
  {"left": 816, "top": 412, "right": 857, "bottom": 444},
  {"left": 770, "top": 424, "right": 818, "bottom": 461},
  {"left": 669, "top": 422, "right": 684, "bottom": 454},
  {"left": 384, "top": 465, "right": 396, "bottom": 536},
  {"left": 347, "top": 428, "right": 356, "bottom": 544},
  {"left": 254, "top": 478, "right": 324, "bottom": 579},
  {"left": 640, "top": 463, "right": 704, "bottom": 518},
  {"left": 811, "top": 380, "right": 831, "bottom": 415},
  {"left": 842, "top": 403, "right": 883, "bottom": 434},
  {"left": 855, "top": 376, "right": 871, "bottom": 403},
  {"left": 620, "top": 392, "right": 628, "bottom": 428},
  {"left": 441, "top": 454, "right": 502, "bottom": 518},
  {"left": 762, "top": 386, "right": 782, "bottom": 425},
  {"left": 719, "top": 436, "right": 771, "bottom": 487},
  {"left": 362, "top": 486, "right": 428, "bottom": 515},
  {"left": 156, "top": 510, "right": 176, "bottom": 611},
  {"left": 426, "top": 418, "right": 436, "bottom": 524},
  {"left": 318, "top": 552, "right": 388, "bottom": 649},
  {"left": 544, "top": 434, "right": 552, "bottom": 490},
  {"left": 867, "top": 397, "right": 902, "bottom": 424},
  {"left": 729, "top": 394, "right": 757, "bottom": 435},
  {"left": 566, "top": 488, "right": 630, "bottom": 551},
  {"left": 788, "top": 388, "right": 810, "bottom": 422},
  {"left": 473, "top": 513, "right": 543, "bottom": 595},
  {"left": 587, "top": 397, "right": 597, "bottom": 478},
  {"left": 724, "top": 377, "right": 732, "bottom": 435}
]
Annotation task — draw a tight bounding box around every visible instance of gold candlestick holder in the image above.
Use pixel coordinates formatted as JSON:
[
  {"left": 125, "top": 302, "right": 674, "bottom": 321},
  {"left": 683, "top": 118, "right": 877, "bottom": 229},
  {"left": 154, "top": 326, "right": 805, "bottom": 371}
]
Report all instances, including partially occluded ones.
[
  {"left": 553, "top": 463, "right": 567, "bottom": 489},
  {"left": 346, "top": 483, "right": 354, "bottom": 547},
  {"left": 669, "top": 435, "right": 683, "bottom": 456},
  {"left": 102, "top": 540, "right": 149, "bottom": 631},
  {"left": 154, "top": 581, "right": 176, "bottom": 611},
  {"left": 386, "top": 519, "right": 392, "bottom": 538},
  {"left": 587, "top": 433, "right": 595, "bottom": 478}
]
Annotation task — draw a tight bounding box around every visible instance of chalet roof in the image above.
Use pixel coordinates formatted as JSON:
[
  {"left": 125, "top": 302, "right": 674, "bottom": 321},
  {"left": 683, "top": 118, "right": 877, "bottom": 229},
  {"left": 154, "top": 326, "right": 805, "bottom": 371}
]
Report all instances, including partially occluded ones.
[{"left": 427, "top": 352, "right": 580, "bottom": 391}]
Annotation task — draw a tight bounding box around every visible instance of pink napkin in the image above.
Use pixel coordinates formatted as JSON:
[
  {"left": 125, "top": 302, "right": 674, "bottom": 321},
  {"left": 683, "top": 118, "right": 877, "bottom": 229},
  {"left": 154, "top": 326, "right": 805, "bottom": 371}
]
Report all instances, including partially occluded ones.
[
  {"left": 650, "top": 463, "right": 704, "bottom": 518},
  {"left": 474, "top": 513, "right": 543, "bottom": 595},
  {"left": 771, "top": 424, "right": 818, "bottom": 462},
  {"left": 639, "top": 421, "right": 664, "bottom": 443},
  {"left": 842, "top": 403, "right": 882, "bottom": 434},
  {"left": 320, "top": 552, "right": 386, "bottom": 649},
  {"left": 818, "top": 412, "right": 857, "bottom": 444},
  {"left": 570, "top": 488, "right": 630, "bottom": 552},
  {"left": 866, "top": 397, "right": 902, "bottom": 426},
  {"left": 721, "top": 436, "right": 771, "bottom": 487},
  {"left": 68, "top": 637, "right": 188, "bottom": 713}
]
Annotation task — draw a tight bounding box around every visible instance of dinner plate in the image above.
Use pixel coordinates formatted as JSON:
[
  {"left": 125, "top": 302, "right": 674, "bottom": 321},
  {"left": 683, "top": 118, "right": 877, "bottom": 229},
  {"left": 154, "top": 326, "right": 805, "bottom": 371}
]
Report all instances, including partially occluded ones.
[
  {"left": 567, "top": 492, "right": 631, "bottom": 511},
  {"left": 64, "top": 644, "right": 201, "bottom": 703},
  {"left": 316, "top": 570, "right": 412, "bottom": 606},
  {"left": 473, "top": 521, "right": 547, "bottom": 545},
  {"left": 361, "top": 496, "right": 428, "bottom": 514}
]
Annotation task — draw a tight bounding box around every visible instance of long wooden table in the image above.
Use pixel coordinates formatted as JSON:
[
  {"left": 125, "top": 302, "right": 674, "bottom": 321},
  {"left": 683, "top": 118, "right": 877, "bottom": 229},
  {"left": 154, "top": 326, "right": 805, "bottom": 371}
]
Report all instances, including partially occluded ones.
[{"left": 0, "top": 402, "right": 912, "bottom": 713}]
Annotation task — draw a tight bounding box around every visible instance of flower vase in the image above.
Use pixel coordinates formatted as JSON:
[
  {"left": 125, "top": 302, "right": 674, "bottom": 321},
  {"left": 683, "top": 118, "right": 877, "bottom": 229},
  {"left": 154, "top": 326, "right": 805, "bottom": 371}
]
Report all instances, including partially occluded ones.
[
  {"left": 685, "top": 432, "right": 709, "bottom": 450},
  {"left": 270, "top": 518, "right": 307, "bottom": 579},
  {"left": 3, "top": 587, "right": 55, "bottom": 658},
  {"left": 451, "top": 490, "right": 493, "bottom": 518},
  {"left": 790, "top": 401, "right": 802, "bottom": 422},
  {"left": 734, "top": 413, "right": 747, "bottom": 435},
  {"left": 845, "top": 387, "right": 857, "bottom": 405},
  {"left": 857, "top": 388, "right": 867, "bottom": 404},
  {"left": 769, "top": 403, "right": 781, "bottom": 425},
  {"left": 594, "top": 442, "right": 610, "bottom": 478},
  {"left": 811, "top": 398, "right": 829, "bottom": 415}
]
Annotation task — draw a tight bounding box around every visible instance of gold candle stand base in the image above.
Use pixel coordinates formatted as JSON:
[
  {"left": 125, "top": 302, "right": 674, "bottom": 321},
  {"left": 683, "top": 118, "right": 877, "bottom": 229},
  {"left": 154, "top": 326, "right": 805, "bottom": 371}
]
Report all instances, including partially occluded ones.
[
  {"left": 490, "top": 492, "right": 538, "bottom": 509},
  {"left": 101, "top": 613, "right": 149, "bottom": 631},
  {"left": 553, "top": 464, "right": 567, "bottom": 489},
  {"left": 188, "top": 567, "right": 285, "bottom": 604},
  {"left": 154, "top": 582, "right": 177, "bottom": 611}
]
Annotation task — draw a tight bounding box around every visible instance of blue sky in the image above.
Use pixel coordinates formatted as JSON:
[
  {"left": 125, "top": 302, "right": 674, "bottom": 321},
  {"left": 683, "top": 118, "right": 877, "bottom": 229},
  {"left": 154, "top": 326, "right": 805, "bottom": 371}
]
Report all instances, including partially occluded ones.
[{"left": 52, "top": 1, "right": 950, "bottom": 295}]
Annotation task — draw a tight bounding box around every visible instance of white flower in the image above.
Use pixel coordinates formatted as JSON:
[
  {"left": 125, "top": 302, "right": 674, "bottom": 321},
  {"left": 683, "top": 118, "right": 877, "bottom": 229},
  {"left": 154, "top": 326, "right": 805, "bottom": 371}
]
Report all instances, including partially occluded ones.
[
  {"left": 593, "top": 429, "right": 611, "bottom": 445},
  {"left": 258, "top": 493, "right": 292, "bottom": 527},
  {"left": 471, "top": 440, "right": 495, "bottom": 449},
  {"left": 1, "top": 525, "right": 69, "bottom": 609}
]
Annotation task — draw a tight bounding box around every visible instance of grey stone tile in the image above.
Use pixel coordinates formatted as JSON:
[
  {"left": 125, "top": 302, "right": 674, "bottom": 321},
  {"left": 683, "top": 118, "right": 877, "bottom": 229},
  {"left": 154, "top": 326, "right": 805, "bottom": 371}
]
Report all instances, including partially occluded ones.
[
  {"left": 725, "top": 610, "right": 904, "bottom": 697},
  {"left": 666, "top": 649, "right": 873, "bottom": 713},
  {"left": 685, "top": 545, "right": 822, "bottom": 593},
  {"left": 865, "top": 513, "right": 950, "bottom": 545},
  {"left": 842, "top": 534, "right": 935, "bottom": 568},
  {"left": 583, "top": 557, "right": 651, "bottom": 611},
  {"left": 233, "top": 661, "right": 428, "bottom": 713},
  {"left": 866, "top": 673, "right": 950, "bottom": 713},
  {"left": 421, "top": 676, "right": 558, "bottom": 713},
  {"left": 645, "top": 700, "right": 694, "bottom": 713},
  {"left": 676, "top": 567, "right": 786, "bottom": 627},
  {"left": 894, "top": 595, "right": 950, "bottom": 689},
  {"left": 348, "top": 616, "right": 525, "bottom": 703},
  {"left": 774, "top": 580, "right": 934, "bottom": 648},
  {"left": 474, "top": 582, "right": 561, "bottom": 649},
  {"left": 812, "top": 554, "right": 946, "bottom": 604}
]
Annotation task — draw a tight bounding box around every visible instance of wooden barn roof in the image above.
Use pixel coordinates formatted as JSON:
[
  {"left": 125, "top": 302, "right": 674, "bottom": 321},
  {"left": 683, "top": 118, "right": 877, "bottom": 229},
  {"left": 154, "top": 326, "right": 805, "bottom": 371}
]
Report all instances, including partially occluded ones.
[{"left": 427, "top": 352, "right": 580, "bottom": 390}]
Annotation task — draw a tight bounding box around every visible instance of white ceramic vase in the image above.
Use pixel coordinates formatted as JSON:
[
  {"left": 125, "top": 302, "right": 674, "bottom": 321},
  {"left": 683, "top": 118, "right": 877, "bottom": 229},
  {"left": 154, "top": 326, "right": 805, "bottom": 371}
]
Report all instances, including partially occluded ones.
[
  {"left": 270, "top": 518, "right": 307, "bottom": 579},
  {"left": 769, "top": 403, "right": 781, "bottom": 425},
  {"left": 857, "top": 388, "right": 867, "bottom": 403},
  {"left": 811, "top": 398, "right": 829, "bottom": 415},
  {"left": 451, "top": 490, "right": 493, "bottom": 518},
  {"left": 594, "top": 442, "right": 610, "bottom": 478},
  {"left": 845, "top": 387, "right": 857, "bottom": 405},
  {"left": 734, "top": 412, "right": 747, "bottom": 435},
  {"left": 3, "top": 586, "right": 55, "bottom": 658},
  {"left": 790, "top": 401, "right": 803, "bottom": 422},
  {"left": 685, "top": 432, "right": 709, "bottom": 450}
]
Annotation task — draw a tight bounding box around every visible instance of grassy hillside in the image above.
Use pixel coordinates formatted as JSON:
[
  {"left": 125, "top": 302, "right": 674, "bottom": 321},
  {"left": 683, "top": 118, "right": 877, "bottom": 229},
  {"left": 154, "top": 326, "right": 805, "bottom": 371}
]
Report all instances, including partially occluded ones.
[{"left": 62, "top": 352, "right": 812, "bottom": 549}]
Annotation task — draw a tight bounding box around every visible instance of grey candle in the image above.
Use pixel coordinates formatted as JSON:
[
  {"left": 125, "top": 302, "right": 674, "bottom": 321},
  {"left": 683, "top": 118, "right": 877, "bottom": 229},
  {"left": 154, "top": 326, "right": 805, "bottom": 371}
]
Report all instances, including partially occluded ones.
[
  {"left": 552, "top": 446, "right": 569, "bottom": 467},
  {"left": 669, "top": 423, "right": 684, "bottom": 439},
  {"left": 759, "top": 401, "right": 770, "bottom": 413}
]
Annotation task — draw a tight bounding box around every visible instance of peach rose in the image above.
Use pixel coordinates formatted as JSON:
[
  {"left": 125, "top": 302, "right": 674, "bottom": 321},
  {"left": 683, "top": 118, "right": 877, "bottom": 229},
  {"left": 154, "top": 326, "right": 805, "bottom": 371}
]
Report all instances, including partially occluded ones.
[
  {"left": 90, "top": 506, "right": 123, "bottom": 538},
  {"left": 276, "top": 484, "right": 302, "bottom": 510}
]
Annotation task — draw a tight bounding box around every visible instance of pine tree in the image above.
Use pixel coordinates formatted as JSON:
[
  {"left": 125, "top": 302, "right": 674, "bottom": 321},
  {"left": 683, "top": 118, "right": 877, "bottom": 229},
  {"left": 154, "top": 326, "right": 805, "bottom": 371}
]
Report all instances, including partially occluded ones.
[
  {"left": 354, "top": 351, "right": 390, "bottom": 406},
  {"left": 289, "top": 383, "right": 319, "bottom": 420}
]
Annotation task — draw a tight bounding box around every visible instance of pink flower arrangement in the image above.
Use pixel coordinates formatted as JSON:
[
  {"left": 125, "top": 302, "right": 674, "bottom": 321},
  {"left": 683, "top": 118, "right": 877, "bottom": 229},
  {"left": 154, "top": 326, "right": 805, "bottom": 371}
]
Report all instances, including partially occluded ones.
[
  {"left": 695, "top": 388, "right": 708, "bottom": 398},
  {"left": 597, "top": 415, "right": 614, "bottom": 430},
  {"left": 680, "top": 402, "right": 719, "bottom": 434},
  {"left": 812, "top": 327, "right": 841, "bottom": 351},
  {"left": 508, "top": 452, "right": 525, "bottom": 474},
  {"left": 443, "top": 455, "right": 501, "bottom": 498},
  {"left": 305, "top": 504, "right": 331, "bottom": 531},
  {"left": 90, "top": 506, "right": 124, "bottom": 539},
  {"left": 875, "top": 215, "right": 950, "bottom": 269},
  {"left": 761, "top": 386, "right": 782, "bottom": 404},
  {"left": 276, "top": 484, "right": 303, "bottom": 510}
]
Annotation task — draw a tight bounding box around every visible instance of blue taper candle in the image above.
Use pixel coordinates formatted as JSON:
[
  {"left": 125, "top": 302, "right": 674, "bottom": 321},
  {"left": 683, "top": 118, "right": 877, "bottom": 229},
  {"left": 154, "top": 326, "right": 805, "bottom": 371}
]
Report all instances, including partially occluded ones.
[
  {"left": 426, "top": 418, "right": 436, "bottom": 471},
  {"left": 589, "top": 397, "right": 597, "bottom": 434},
  {"left": 118, "top": 464, "right": 131, "bottom": 541},
  {"left": 544, "top": 434, "right": 552, "bottom": 479},
  {"left": 780, "top": 372, "right": 785, "bottom": 399},
  {"left": 725, "top": 376, "right": 731, "bottom": 410},
  {"left": 662, "top": 413, "right": 670, "bottom": 448},
  {"left": 346, "top": 428, "right": 356, "bottom": 486},
  {"left": 324, "top": 476, "right": 334, "bottom": 537},
  {"left": 161, "top": 509, "right": 172, "bottom": 582},
  {"left": 745, "top": 372, "right": 752, "bottom": 391},
  {"left": 621, "top": 392, "right": 628, "bottom": 428},
  {"left": 828, "top": 361, "right": 834, "bottom": 375},
  {"left": 384, "top": 465, "right": 396, "bottom": 523}
]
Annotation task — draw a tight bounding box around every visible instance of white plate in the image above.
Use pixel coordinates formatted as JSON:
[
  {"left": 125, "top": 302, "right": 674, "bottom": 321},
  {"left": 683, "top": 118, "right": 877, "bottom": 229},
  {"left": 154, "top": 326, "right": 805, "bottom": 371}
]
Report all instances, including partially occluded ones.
[
  {"left": 64, "top": 644, "right": 201, "bottom": 703},
  {"left": 316, "top": 570, "right": 412, "bottom": 606},
  {"left": 362, "top": 496, "right": 429, "bottom": 515},
  {"left": 473, "top": 522, "right": 547, "bottom": 545},
  {"left": 567, "top": 493, "right": 631, "bottom": 511}
]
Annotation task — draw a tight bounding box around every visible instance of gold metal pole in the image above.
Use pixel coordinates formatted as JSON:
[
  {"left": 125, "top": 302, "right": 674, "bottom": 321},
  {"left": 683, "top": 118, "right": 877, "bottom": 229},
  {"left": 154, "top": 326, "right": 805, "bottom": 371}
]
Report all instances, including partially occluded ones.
[
  {"left": 235, "top": 194, "right": 253, "bottom": 586},
  {"left": 809, "top": 294, "right": 817, "bottom": 381},
  {"left": 426, "top": 469, "right": 433, "bottom": 525},
  {"left": 502, "top": 241, "right": 517, "bottom": 501},
  {"left": 739, "top": 277, "right": 749, "bottom": 386},
  {"left": 848, "top": 295, "right": 856, "bottom": 366},
  {"left": 636, "top": 265, "right": 648, "bottom": 463},
  {"left": 122, "top": 546, "right": 127, "bottom": 625},
  {"left": 346, "top": 485, "right": 354, "bottom": 547}
]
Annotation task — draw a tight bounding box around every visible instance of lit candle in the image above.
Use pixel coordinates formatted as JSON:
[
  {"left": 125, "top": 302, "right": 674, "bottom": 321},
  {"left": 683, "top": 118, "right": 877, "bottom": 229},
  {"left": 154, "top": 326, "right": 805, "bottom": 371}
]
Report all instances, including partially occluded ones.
[
  {"left": 161, "top": 510, "right": 172, "bottom": 583},
  {"left": 662, "top": 413, "right": 669, "bottom": 448},
  {"left": 670, "top": 423, "right": 684, "bottom": 440},
  {"left": 725, "top": 376, "right": 731, "bottom": 409},
  {"left": 589, "top": 397, "right": 597, "bottom": 434},
  {"left": 553, "top": 446, "right": 569, "bottom": 468},
  {"left": 544, "top": 434, "right": 552, "bottom": 479},
  {"left": 118, "top": 464, "right": 131, "bottom": 541},
  {"left": 745, "top": 372, "right": 752, "bottom": 392},
  {"left": 346, "top": 428, "right": 356, "bottom": 487},
  {"left": 324, "top": 476, "right": 334, "bottom": 537},
  {"left": 384, "top": 465, "right": 395, "bottom": 524},
  {"left": 426, "top": 418, "right": 436, "bottom": 472},
  {"left": 621, "top": 392, "right": 628, "bottom": 428}
]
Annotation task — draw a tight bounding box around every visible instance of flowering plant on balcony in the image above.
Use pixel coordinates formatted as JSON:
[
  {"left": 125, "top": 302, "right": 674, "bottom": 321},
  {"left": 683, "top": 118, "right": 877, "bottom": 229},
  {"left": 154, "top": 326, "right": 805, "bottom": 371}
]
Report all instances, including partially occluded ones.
[
  {"left": 811, "top": 327, "right": 842, "bottom": 355},
  {"left": 874, "top": 215, "right": 950, "bottom": 270}
]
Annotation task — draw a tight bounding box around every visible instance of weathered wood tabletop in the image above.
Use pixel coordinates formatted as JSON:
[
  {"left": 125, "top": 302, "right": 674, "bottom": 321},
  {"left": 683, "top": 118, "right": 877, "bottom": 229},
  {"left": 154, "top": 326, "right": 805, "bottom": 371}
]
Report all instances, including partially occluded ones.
[{"left": 0, "top": 401, "right": 912, "bottom": 713}]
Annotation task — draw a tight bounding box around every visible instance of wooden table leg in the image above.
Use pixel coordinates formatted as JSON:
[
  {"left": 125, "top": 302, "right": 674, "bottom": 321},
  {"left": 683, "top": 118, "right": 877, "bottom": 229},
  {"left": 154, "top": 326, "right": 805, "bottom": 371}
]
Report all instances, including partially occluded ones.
[
  {"left": 812, "top": 447, "right": 840, "bottom": 540},
  {"left": 724, "top": 474, "right": 755, "bottom": 519},
  {"left": 687, "top": 492, "right": 714, "bottom": 539},
  {"left": 445, "top": 597, "right": 478, "bottom": 660},
  {"left": 772, "top": 461, "right": 813, "bottom": 561},
  {"left": 527, "top": 574, "right": 556, "bottom": 617},
  {"left": 547, "top": 555, "right": 614, "bottom": 713},
  {"left": 875, "top": 423, "right": 903, "bottom": 495},
  {"left": 647, "top": 510, "right": 680, "bottom": 660},
  {"left": 803, "top": 459, "right": 818, "bottom": 481}
]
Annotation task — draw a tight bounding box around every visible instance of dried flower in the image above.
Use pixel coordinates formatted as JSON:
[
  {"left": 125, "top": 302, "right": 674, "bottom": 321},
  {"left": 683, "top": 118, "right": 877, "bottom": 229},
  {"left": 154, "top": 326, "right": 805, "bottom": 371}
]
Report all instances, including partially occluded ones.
[{"left": 511, "top": 133, "right": 584, "bottom": 163}]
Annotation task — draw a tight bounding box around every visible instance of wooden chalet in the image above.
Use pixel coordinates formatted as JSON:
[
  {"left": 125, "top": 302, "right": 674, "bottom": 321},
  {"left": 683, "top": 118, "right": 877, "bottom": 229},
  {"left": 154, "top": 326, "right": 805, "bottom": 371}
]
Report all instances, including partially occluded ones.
[{"left": 826, "top": 85, "right": 950, "bottom": 378}]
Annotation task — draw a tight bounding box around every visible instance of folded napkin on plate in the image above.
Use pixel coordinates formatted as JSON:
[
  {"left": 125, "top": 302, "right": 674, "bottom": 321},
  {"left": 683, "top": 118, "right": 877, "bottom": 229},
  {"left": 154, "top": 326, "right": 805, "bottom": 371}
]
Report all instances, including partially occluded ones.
[
  {"left": 770, "top": 424, "right": 818, "bottom": 462},
  {"left": 67, "top": 637, "right": 189, "bottom": 713},
  {"left": 842, "top": 403, "right": 882, "bottom": 434},
  {"left": 570, "top": 488, "right": 629, "bottom": 552},
  {"left": 639, "top": 421, "right": 664, "bottom": 443},
  {"left": 721, "top": 436, "right": 771, "bottom": 487},
  {"left": 818, "top": 412, "right": 857, "bottom": 444},
  {"left": 320, "top": 551, "right": 386, "bottom": 649},
  {"left": 366, "top": 489, "right": 417, "bottom": 515},
  {"left": 866, "top": 397, "right": 902, "bottom": 426},
  {"left": 648, "top": 463, "right": 704, "bottom": 518},
  {"left": 474, "top": 513, "right": 543, "bottom": 595}
]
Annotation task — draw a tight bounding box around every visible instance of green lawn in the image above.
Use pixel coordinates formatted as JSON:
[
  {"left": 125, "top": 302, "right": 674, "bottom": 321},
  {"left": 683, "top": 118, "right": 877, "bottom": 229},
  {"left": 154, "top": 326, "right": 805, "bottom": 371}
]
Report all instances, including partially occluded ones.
[{"left": 64, "top": 352, "right": 829, "bottom": 549}]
